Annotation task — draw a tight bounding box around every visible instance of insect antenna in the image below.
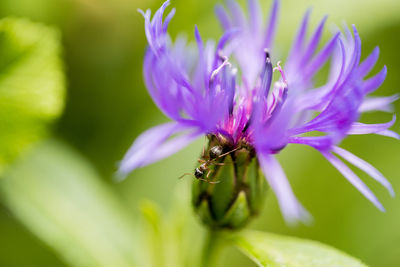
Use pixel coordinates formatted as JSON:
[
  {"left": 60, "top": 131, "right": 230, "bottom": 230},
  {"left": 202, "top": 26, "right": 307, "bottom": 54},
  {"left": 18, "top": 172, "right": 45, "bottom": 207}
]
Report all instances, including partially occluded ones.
[{"left": 178, "top": 173, "right": 193, "bottom": 179}]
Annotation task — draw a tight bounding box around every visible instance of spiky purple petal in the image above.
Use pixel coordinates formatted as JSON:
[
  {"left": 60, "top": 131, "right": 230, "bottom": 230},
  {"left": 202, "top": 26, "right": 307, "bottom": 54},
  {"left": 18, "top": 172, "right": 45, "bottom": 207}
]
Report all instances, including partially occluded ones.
[
  {"left": 347, "top": 115, "right": 396, "bottom": 135},
  {"left": 333, "top": 146, "right": 395, "bottom": 196},
  {"left": 119, "top": 122, "right": 200, "bottom": 176},
  {"left": 121, "top": 0, "right": 398, "bottom": 225},
  {"left": 359, "top": 94, "right": 399, "bottom": 112},
  {"left": 263, "top": 0, "right": 279, "bottom": 49},
  {"left": 258, "top": 153, "right": 311, "bottom": 224},
  {"left": 322, "top": 152, "right": 385, "bottom": 211}
]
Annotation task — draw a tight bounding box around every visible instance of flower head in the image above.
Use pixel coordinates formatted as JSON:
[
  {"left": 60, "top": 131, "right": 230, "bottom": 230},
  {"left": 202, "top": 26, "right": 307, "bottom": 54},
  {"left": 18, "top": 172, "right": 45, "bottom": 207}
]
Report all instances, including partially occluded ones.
[{"left": 119, "top": 0, "right": 398, "bottom": 224}]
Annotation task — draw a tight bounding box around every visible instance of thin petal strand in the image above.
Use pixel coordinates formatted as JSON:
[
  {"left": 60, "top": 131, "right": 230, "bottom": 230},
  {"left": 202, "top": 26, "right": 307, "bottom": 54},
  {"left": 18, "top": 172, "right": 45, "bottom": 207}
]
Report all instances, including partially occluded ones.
[
  {"left": 322, "top": 152, "right": 385, "bottom": 211},
  {"left": 258, "top": 153, "right": 311, "bottom": 225},
  {"left": 347, "top": 115, "right": 396, "bottom": 135},
  {"left": 333, "top": 146, "right": 394, "bottom": 196},
  {"left": 264, "top": 0, "right": 279, "bottom": 49},
  {"left": 359, "top": 94, "right": 399, "bottom": 113}
]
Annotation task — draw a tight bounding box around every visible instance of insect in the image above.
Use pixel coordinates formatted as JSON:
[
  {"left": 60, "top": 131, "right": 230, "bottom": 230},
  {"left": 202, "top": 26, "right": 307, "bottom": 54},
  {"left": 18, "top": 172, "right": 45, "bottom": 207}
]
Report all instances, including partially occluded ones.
[{"left": 179, "top": 145, "right": 239, "bottom": 184}]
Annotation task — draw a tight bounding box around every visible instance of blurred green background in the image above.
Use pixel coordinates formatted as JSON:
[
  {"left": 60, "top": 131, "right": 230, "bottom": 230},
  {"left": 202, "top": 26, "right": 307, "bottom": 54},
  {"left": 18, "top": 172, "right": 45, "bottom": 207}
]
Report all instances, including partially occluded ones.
[{"left": 0, "top": 0, "right": 399, "bottom": 266}]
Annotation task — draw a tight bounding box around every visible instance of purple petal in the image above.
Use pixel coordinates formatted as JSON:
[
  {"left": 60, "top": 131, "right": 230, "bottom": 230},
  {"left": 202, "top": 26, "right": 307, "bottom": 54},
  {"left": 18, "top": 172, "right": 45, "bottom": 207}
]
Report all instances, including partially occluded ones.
[
  {"left": 215, "top": 5, "right": 231, "bottom": 30},
  {"left": 194, "top": 25, "right": 209, "bottom": 90},
  {"left": 358, "top": 46, "right": 379, "bottom": 77},
  {"left": 140, "top": 129, "right": 200, "bottom": 167},
  {"left": 340, "top": 25, "right": 360, "bottom": 80},
  {"left": 140, "top": 0, "right": 196, "bottom": 97},
  {"left": 359, "top": 94, "right": 399, "bottom": 112},
  {"left": 288, "top": 136, "right": 334, "bottom": 150},
  {"left": 305, "top": 32, "right": 340, "bottom": 77},
  {"left": 343, "top": 23, "right": 353, "bottom": 44},
  {"left": 118, "top": 123, "right": 200, "bottom": 177},
  {"left": 363, "top": 66, "right": 387, "bottom": 94},
  {"left": 351, "top": 25, "right": 362, "bottom": 68},
  {"left": 263, "top": 0, "right": 279, "bottom": 49},
  {"left": 261, "top": 52, "right": 273, "bottom": 97},
  {"left": 119, "top": 122, "right": 177, "bottom": 173},
  {"left": 296, "top": 38, "right": 346, "bottom": 111},
  {"left": 376, "top": 130, "right": 400, "bottom": 139},
  {"left": 258, "top": 153, "right": 311, "bottom": 225},
  {"left": 154, "top": 1, "right": 170, "bottom": 38},
  {"left": 322, "top": 152, "right": 385, "bottom": 211},
  {"left": 288, "top": 9, "right": 311, "bottom": 59},
  {"left": 347, "top": 115, "right": 396, "bottom": 135},
  {"left": 296, "top": 38, "right": 363, "bottom": 136},
  {"left": 138, "top": 9, "right": 154, "bottom": 51},
  {"left": 163, "top": 8, "right": 176, "bottom": 33},
  {"left": 333, "top": 146, "right": 394, "bottom": 196},
  {"left": 143, "top": 50, "right": 180, "bottom": 119},
  {"left": 253, "top": 98, "right": 295, "bottom": 152},
  {"left": 194, "top": 25, "right": 204, "bottom": 54},
  {"left": 227, "top": 0, "right": 246, "bottom": 27},
  {"left": 212, "top": 28, "right": 240, "bottom": 70},
  {"left": 300, "top": 16, "right": 327, "bottom": 66},
  {"left": 248, "top": 0, "right": 262, "bottom": 33}
]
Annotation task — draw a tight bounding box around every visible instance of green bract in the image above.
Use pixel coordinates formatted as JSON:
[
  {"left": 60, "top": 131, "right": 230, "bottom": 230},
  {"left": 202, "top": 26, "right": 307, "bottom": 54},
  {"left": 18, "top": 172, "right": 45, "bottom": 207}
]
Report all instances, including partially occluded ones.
[
  {"left": 0, "top": 17, "right": 65, "bottom": 175},
  {"left": 192, "top": 135, "right": 268, "bottom": 229}
]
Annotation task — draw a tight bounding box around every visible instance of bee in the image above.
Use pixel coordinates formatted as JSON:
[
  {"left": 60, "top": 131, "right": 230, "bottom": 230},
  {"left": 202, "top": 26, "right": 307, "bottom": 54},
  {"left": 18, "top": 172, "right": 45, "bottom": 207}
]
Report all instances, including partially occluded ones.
[{"left": 179, "top": 145, "right": 239, "bottom": 184}]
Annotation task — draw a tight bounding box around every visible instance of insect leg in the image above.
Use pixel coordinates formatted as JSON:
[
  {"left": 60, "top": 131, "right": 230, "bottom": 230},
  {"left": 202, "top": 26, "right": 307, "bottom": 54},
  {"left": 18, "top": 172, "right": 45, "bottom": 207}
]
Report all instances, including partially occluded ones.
[
  {"left": 217, "top": 147, "right": 241, "bottom": 158},
  {"left": 198, "top": 178, "right": 220, "bottom": 184},
  {"left": 201, "top": 136, "right": 207, "bottom": 158}
]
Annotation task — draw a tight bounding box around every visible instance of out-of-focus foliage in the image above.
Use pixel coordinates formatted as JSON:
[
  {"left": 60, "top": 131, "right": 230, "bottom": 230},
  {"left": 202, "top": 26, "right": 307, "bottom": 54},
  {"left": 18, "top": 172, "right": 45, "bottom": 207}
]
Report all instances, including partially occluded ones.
[
  {"left": 0, "top": 17, "right": 64, "bottom": 175},
  {"left": 138, "top": 183, "right": 205, "bottom": 267},
  {"left": 232, "top": 230, "right": 367, "bottom": 267},
  {"left": 0, "top": 140, "right": 139, "bottom": 267}
]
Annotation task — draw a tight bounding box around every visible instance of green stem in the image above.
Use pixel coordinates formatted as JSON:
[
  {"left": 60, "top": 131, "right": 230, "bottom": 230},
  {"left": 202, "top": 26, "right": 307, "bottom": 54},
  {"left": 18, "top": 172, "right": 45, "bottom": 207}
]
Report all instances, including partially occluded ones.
[{"left": 201, "top": 230, "right": 224, "bottom": 267}]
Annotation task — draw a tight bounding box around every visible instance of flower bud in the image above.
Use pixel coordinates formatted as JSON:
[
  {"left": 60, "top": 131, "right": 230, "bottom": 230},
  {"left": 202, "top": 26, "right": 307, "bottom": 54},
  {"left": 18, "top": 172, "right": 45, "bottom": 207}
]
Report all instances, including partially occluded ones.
[{"left": 192, "top": 134, "right": 268, "bottom": 229}]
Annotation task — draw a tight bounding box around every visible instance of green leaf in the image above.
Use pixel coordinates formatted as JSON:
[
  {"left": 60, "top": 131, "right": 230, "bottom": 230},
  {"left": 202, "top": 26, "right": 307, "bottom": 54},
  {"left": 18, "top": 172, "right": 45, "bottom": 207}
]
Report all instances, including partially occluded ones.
[
  {"left": 0, "top": 17, "right": 65, "bottom": 175},
  {"left": 0, "top": 140, "right": 139, "bottom": 267},
  {"left": 231, "top": 230, "right": 367, "bottom": 267}
]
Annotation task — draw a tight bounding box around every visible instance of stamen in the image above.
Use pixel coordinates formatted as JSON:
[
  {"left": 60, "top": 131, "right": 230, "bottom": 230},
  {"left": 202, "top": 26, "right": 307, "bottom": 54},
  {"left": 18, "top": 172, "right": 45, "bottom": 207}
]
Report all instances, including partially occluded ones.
[
  {"left": 264, "top": 48, "right": 271, "bottom": 60},
  {"left": 263, "top": 61, "right": 289, "bottom": 125},
  {"left": 273, "top": 61, "right": 288, "bottom": 86},
  {"left": 261, "top": 48, "right": 273, "bottom": 97},
  {"left": 242, "top": 116, "right": 251, "bottom": 133},
  {"left": 242, "top": 49, "right": 272, "bottom": 133},
  {"left": 210, "top": 53, "right": 231, "bottom": 81},
  {"left": 228, "top": 68, "right": 237, "bottom": 115}
]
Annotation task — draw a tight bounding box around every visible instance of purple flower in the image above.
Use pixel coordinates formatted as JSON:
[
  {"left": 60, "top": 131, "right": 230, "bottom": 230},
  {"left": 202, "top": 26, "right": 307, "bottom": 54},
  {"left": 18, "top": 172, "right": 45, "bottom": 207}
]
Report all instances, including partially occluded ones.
[{"left": 119, "top": 0, "right": 398, "bottom": 224}]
